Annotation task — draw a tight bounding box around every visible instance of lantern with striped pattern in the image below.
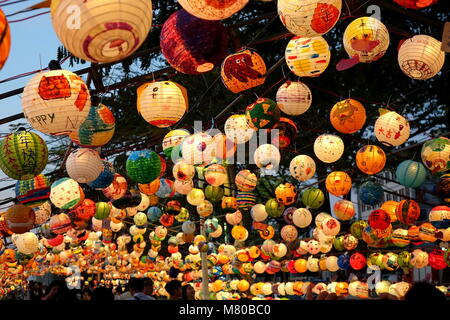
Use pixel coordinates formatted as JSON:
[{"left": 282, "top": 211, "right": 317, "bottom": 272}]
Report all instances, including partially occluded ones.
[
  {"left": 396, "top": 200, "right": 421, "bottom": 225},
  {"left": 15, "top": 174, "right": 50, "bottom": 207},
  {"left": 276, "top": 81, "right": 312, "bottom": 116},
  {"left": 66, "top": 148, "right": 103, "bottom": 183},
  {"left": 396, "top": 160, "right": 427, "bottom": 188}
]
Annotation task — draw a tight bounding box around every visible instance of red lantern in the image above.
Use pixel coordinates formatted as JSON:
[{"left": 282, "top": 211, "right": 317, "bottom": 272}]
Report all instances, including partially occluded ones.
[
  {"left": 160, "top": 213, "right": 174, "bottom": 227},
  {"left": 368, "top": 209, "right": 391, "bottom": 230},
  {"left": 350, "top": 253, "right": 366, "bottom": 270},
  {"left": 428, "top": 249, "right": 447, "bottom": 270},
  {"left": 70, "top": 199, "right": 96, "bottom": 220},
  {"left": 393, "top": 0, "right": 438, "bottom": 9},
  {"left": 396, "top": 200, "right": 421, "bottom": 225}
]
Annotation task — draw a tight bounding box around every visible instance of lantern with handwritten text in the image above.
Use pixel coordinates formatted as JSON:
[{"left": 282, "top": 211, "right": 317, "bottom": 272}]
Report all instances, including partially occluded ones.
[{"left": 374, "top": 110, "right": 410, "bottom": 147}]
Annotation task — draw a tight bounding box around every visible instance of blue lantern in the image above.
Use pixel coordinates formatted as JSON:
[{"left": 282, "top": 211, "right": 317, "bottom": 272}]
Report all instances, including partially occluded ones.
[
  {"left": 359, "top": 181, "right": 383, "bottom": 206},
  {"left": 88, "top": 161, "right": 115, "bottom": 189},
  {"left": 396, "top": 160, "right": 427, "bottom": 188},
  {"left": 147, "top": 206, "right": 162, "bottom": 222},
  {"left": 337, "top": 254, "right": 350, "bottom": 269}
]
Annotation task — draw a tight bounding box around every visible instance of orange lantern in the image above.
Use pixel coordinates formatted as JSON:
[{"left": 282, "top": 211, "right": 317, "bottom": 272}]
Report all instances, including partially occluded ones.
[
  {"left": 138, "top": 179, "right": 161, "bottom": 195},
  {"left": 330, "top": 99, "right": 366, "bottom": 134},
  {"left": 326, "top": 171, "right": 352, "bottom": 196},
  {"left": 381, "top": 201, "right": 399, "bottom": 223},
  {"left": 396, "top": 200, "right": 420, "bottom": 225},
  {"left": 356, "top": 145, "right": 386, "bottom": 175},
  {"left": 0, "top": 9, "right": 11, "bottom": 71}
]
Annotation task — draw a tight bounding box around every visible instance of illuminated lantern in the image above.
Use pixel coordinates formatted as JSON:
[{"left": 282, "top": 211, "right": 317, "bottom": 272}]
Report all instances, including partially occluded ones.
[
  {"left": 272, "top": 117, "right": 298, "bottom": 149},
  {"left": 314, "top": 134, "right": 344, "bottom": 163},
  {"left": 174, "top": 179, "right": 194, "bottom": 196},
  {"left": 285, "top": 36, "right": 331, "bottom": 77},
  {"left": 50, "top": 178, "right": 84, "bottom": 209},
  {"left": 429, "top": 206, "right": 450, "bottom": 228},
  {"left": 428, "top": 249, "right": 447, "bottom": 270},
  {"left": 368, "top": 209, "right": 391, "bottom": 230},
  {"left": 292, "top": 208, "right": 312, "bottom": 228},
  {"left": 236, "top": 191, "right": 256, "bottom": 210},
  {"left": 178, "top": 0, "right": 248, "bottom": 20},
  {"left": 15, "top": 174, "right": 50, "bottom": 207},
  {"left": 34, "top": 201, "right": 51, "bottom": 225},
  {"left": 205, "top": 164, "right": 227, "bottom": 186},
  {"left": 187, "top": 188, "right": 205, "bottom": 206},
  {"left": 343, "top": 234, "right": 358, "bottom": 250},
  {"left": 350, "top": 253, "right": 366, "bottom": 270},
  {"left": 410, "top": 249, "right": 428, "bottom": 268},
  {"left": 138, "top": 179, "right": 160, "bottom": 196},
  {"left": 330, "top": 99, "right": 366, "bottom": 134},
  {"left": 231, "top": 226, "right": 248, "bottom": 241},
  {"left": 155, "top": 179, "right": 175, "bottom": 198},
  {"left": 254, "top": 144, "right": 281, "bottom": 173},
  {"left": 94, "top": 202, "right": 110, "bottom": 220},
  {"left": 326, "top": 256, "right": 340, "bottom": 272},
  {"left": 408, "top": 225, "right": 420, "bottom": 243},
  {"left": 343, "top": 17, "right": 389, "bottom": 64},
  {"left": 147, "top": 207, "right": 162, "bottom": 223},
  {"left": 393, "top": 0, "right": 438, "bottom": 9},
  {"left": 333, "top": 200, "right": 355, "bottom": 221},
  {"left": 251, "top": 204, "right": 268, "bottom": 222},
  {"left": 374, "top": 110, "right": 410, "bottom": 147},
  {"left": 326, "top": 171, "right": 352, "bottom": 196},
  {"left": 14, "top": 232, "right": 39, "bottom": 255},
  {"left": 66, "top": 148, "right": 103, "bottom": 183},
  {"left": 126, "top": 150, "right": 162, "bottom": 184},
  {"left": 380, "top": 201, "right": 399, "bottom": 223},
  {"left": 390, "top": 228, "right": 410, "bottom": 247},
  {"left": 49, "top": 213, "right": 71, "bottom": 234},
  {"left": 88, "top": 161, "right": 115, "bottom": 190},
  {"left": 160, "top": 9, "right": 228, "bottom": 75},
  {"left": 222, "top": 197, "right": 238, "bottom": 213},
  {"left": 5, "top": 204, "right": 35, "bottom": 234},
  {"left": 221, "top": 49, "right": 266, "bottom": 93},
  {"left": 172, "top": 161, "right": 195, "bottom": 182},
  {"left": 398, "top": 35, "right": 445, "bottom": 80},
  {"left": 70, "top": 198, "right": 96, "bottom": 221},
  {"left": 358, "top": 181, "right": 383, "bottom": 206},
  {"left": 197, "top": 200, "right": 213, "bottom": 217},
  {"left": 395, "top": 160, "right": 427, "bottom": 188},
  {"left": 265, "top": 198, "right": 285, "bottom": 218},
  {"left": 396, "top": 200, "right": 420, "bottom": 225},
  {"left": 301, "top": 188, "right": 324, "bottom": 209},
  {"left": 276, "top": 81, "right": 312, "bottom": 116},
  {"left": 356, "top": 147, "right": 386, "bottom": 176},
  {"left": 418, "top": 222, "right": 436, "bottom": 242},
  {"left": 437, "top": 174, "right": 450, "bottom": 203},
  {"left": 137, "top": 81, "right": 188, "bottom": 128},
  {"left": 102, "top": 174, "right": 128, "bottom": 200},
  {"left": 421, "top": 137, "right": 450, "bottom": 173},
  {"left": 0, "top": 131, "right": 48, "bottom": 180},
  {"left": 235, "top": 170, "right": 257, "bottom": 191},
  {"left": 275, "top": 183, "right": 297, "bottom": 206},
  {"left": 245, "top": 98, "right": 280, "bottom": 130},
  {"left": 281, "top": 225, "right": 298, "bottom": 243},
  {"left": 205, "top": 185, "right": 224, "bottom": 203},
  {"left": 182, "top": 132, "right": 215, "bottom": 166},
  {"left": 224, "top": 114, "right": 255, "bottom": 144},
  {"left": 22, "top": 70, "right": 90, "bottom": 136},
  {"left": 322, "top": 217, "right": 341, "bottom": 236},
  {"left": 0, "top": 8, "right": 10, "bottom": 71},
  {"left": 212, "top": 133, "right": 236, "bottom": 161},
  {"left": 289, "top": 155, "right": 316, "bottom": 182}
]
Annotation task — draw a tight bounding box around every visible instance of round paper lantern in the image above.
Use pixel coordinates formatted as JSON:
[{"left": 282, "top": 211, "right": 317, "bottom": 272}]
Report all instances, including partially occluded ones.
[
  {"left": 160, "top": 9, "right": 228, "bottom": 75},
  {"left": 174, "top": 179, "right": 194, "bottom": 195},
  {"left": 368, "top": 209, "right": 391, "bottom": 230},
  {"left": 418, "top": 222, "right": 437, "bottom": 242},
  {"left": 236, "top": 191, "right": 257, "bottom": 210},
  {"left": 285, "top": 36, "right": 331, "bottom": 77},
  {"left": 275, "top": 183, "right": 297, "bottom": 206},
  {"left": 429, "top": 206, "right": 450, "bottom": 228},
  {"left": 292, "top": 208, "right": 312, "bottom": 228},
  {"left": 49, "top": 213, "right": 71, "bottom": 234},
  {"left": 330, "top": 99, "right": 366, "bottom": 134},
  {"left": 50, "top": 0, "right": 152, "bottom": 63},
  {"left": 265, "top": 198, "right": 285, "bottom": 218},
  {"left": 182, "top": 132, "right": 215, "bottom": 166},
  {"left": 0, "top": 131, "right": 48, "bottom": 180},
  {"left": 102, "top": 174, "right": 128, "bottom": 200},
  {"left": 15, "top": 174, "right": 50, "bottom": 207},
  {"left": 197, "top": 200, "right": 214, "bottom": 217},
  {"left": 410, "top": 249, "right": 428, "bottom": 268},
  {"left": 390, "top": 228, "right": 409, "bottom": 247},
  {"left": 396, "top": 160, "right": 427, "bottom": 188},
  {"left": 178, "top": 0, "right": 248, "bottom": 20},
  {"left": 326, "top": 171, "right": 352, "bottom": 196},
  {"left": 222, "top": 197, "right": 238, "bottom": 213},
  {"left": 276, "top": 81, "right": 312, "bottom": 116},
  {"left": 226, "top": 210, "right": 242, "bottom": 225},
  {"left": 155, "top": 179, "right": 175, "bottom": 198},
  {"left": 137, "top": 81, "right": 188, "bottom": 128},
  {"left": 66, "top": 148, "right": 103, "bottom": 183},
  {"left": 212, "top": 133, "right": 236, "bottom": 161},
  {"left": 350, "top": 253, "right": 366, "bottom": 270},
  {"left": 358, "top": 180, "right": 383, "bottom": 206},
  {"left": 421, "top": 137, "right": 450, "bottom": 173},
  {"left": 0, "top": 9, "right": 11, "bottom": 71},
  {"left": 221, "top": 48, "right": 266, "bottom": 93},
  {"left": 162, "top": 129, "right": 190, "bottom": 159},
  {"left": 343, "top": 234, "right": 358, "bottom": 250},
  {"left": 95, "top": 202, "right": 111, "bottom": 220},
  {"left": 254, "top": 144, "right": 281, "bottom": 172},
  {"left": 88, "top": 161, "right": 115, "bottom": 190},
  {"left": 245, "top": 98, "right": 280, "bottom": 130},
  {"left": 398, "top": 35, "right": 445, "bottom": 80},
  {"left": 356, "top": 145, "right": 386, "bottom": 175},
  {"left": 14, "top": 232, "right": 39, "bottom": 255},
  {"left": 50, "top": 178, "right": 84, "bottom": 209},
  {"left": 172, "top": 161, "right": 195, "bottom": 182},
  {"left": 224, "top": 114, "right": 255, "bottom": 144},
  {"left": 396, "top": 200, "right": 420, "bottom": 225},
  {"left": 289, "top": 155, "right": 316, "bottom": 182},
  {"left": 22, "top": 70, "right": 90, "bottom": 136},
  {"left": 381, "top": 201, "right": 399, "bottom": 223},
  {"left": 374, "top": 111, "right": 410, "bottom": 147},
  {"left": 333, "top": 200, "right": 355, "bottom": 221},
  {"left": 278, "top": 0, "right": 341, "bottom": 37},
  {"left": 70, "top": 198, "right": 96, "bottom": 221},
  {"left": 394, "top": 0, "right": 438, "bottom": 9},
  {"left": 187, "top": 188, "right": 205, "bottom": 206},
  {"left": 428, "top": 249, "right": 447, "bottom": 270},
  {"left": 437, "top": 174, "right": 450, "bottom": 203},
  {"left": 138, "top": 179, "right": 160, "bottom": 196},
  {"left": 126, "top": 150, "right": 162, "bottom": 184},
  {"left": 147, "top": 207, "right": 162, "bottom": 222},
  {"left": 322, "top": 217, "right": 341, "bottom": 236},
  {"left": 205, "top": 164, "right": 227, "bottom": 186},
  {"left": 231, "top": 225, "right": 248, "bottom": 241},
  {"left": 314, "top": 134, "right": 344, "bottom": 163},
  {"left": 343, "top": 17, "right": 389, "bottom": 63},
  {"left": 251, "top": 204, "right": 268, "bottom": 222},
  {"left": 34, "top": 201, "right": 51, "bottom": 225},
  {"left": 5, "top": 204, "right": 35, "bottom": 234},
  {"left": 281, "top": 225, "right": 298, "bottom": 243},
  {"left": 205, "top": 185, "right": 224, "bottom": 202},
  {"left": 301, "top": 187, "right": 324, "bottom": 209},
  {"left": 326, "top": 256, "right": 340, "bottom": 272},
  {"left": 235, "top": 170, "right": 257, "bottom": 191}
]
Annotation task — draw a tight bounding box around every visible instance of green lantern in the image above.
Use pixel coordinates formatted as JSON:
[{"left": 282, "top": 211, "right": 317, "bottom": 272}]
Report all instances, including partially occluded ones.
[
  {"left": 205, "top": 185, "right": 224, "bottom": 202},
  {"left": 301, "top": 187, "right": 324, "bottom": 209},
  {"left": 126, "top": 149, "right": 162, "bottom": 184},
  {"left": 350, "top": 220, "right": 368, "bottom": 239},
  {"left": 265, "top": 198, "right": 284, "bottom": 218},
  {"left": 0, "top": 130, "right": 48, "bottom": 180},
  {"left": 245, "top": 97, "right": 280, "bottom": 129},
  {"left": 95, "top": 202, "right": 111, "bottom": 220},
  {"left": 397, "top": 251, "right": 412, "bottom": 269},
  {"left": 333, "top": 235, "right": 345, "bottom": 251}
]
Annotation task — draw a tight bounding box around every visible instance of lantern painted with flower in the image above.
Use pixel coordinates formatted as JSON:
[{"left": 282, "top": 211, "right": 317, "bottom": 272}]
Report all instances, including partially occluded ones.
[
  {"left": 126, "top": 150, "right": 162, "bottom": 184},
  {"left": 421, "top": 137, "right": 450, "bottom": 173},
  {"left": 0, "top": 9, "right": 10, "bottom": 71},
  {"left": 356, "top": 145, "right": 386, "bottom": 175},
  {"left": 314, "top": 134, "right": 344, "bottom": 163},
  {"left": 330, "top": 99, "right": 366, "bottom": 134},
  {"left": 326, "top": 171, "right": 352, "bottom": 196},
  {"left": 66, "top": 148, "right": 103, "bottom": 183},
  {"left": 374, "top": 110, "right": 410, "bottom": 147},
  {"left": 50, "top": 178, "right": 84, "bottom": 210}
]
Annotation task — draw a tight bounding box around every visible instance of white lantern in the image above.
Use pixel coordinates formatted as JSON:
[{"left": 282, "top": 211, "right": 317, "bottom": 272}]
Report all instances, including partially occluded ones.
[
  {"left": 314, "top": 134, "right": 344, "bottom": 163},
  {"left": 254, "top": 144, "right": 281, "bottom": 173},
  {"left": 133, "top": 212, "right": 147, "bottom": 226},
  {"left": 374, "top": 111, "right": 410, "bottom": 147},
  {"left": 110, "top": 221, "right": 123, "bottom": 232},
  {"left": 134, "top": 193, "right": 150, "bottom": 212},
  {"left": 66, "top": 148, "right": 103, "bottom": 183},
  {"left": 254, "top": 261, "right": 266, "bottom": 274},
  {"left": 22, "top": 70, "right": 91, "bottom": 136},
  {"left": 173, "top": 161, "right": 195, "bottom": 181},
  {"left": 50, "top": 177, "right": 84, "bottom": 210},
  {"left": 51, "top": 0, "right": 153, "bottom": 63},
  {"left": 182, "top": 221, "right": 196, "bottom": 234},
  {"left": 178, "top": 0, "right": 248, "bottom": 20},
  {"left": 307, "top": 256, "right": 319, "bottom": 272},
  {"left": 272, "top": 243, "right": 287, "bottom": 258},
  {"left": 276, "top": 81, "right": 312, "bottom": 116},
  {"left": 15, "top": 232, "right": 39, "bottom": 255},
  {"left": 398, "top": 35, "right": 445, "bottom": 80},
  {"left": 315, "top": 212, "right": 331, "bottom": 227},
  {"left": 289, "top": 155, "right": 316, "bottom": 181},
  {"left": 224, "top": 114, "right": 255, "bottom": 144},
  {"left": 225, "top": 210, "right": 242, "bottom": 225},
  {"left": 182, "top": 132, "right": 215, "bottom": 166},
  {"left": 292, "top": 208, "right": 312, "bottom": 228},
  {"left": 326, "top": 256, "right": 340, "bottom": 272},
  {"left": 197, "top": 200, "right": 213, "bottom": 217},
  {"left": 375, "top": 280, "right": 391, "bottom": 295},
  {"left": 204, "top": 164, "right": 227, "bottom": 186},
  {"left": 174, "top": 179, "right": 194, "bottom": 195},
  {"left": 251, "top": 204, "right": 268, "bottom": 222},
  {"left": 321, "top": 216, "right": 340, "bottom": 236},
  {"left": 187, "top": 188, "right": 205, "bottom": 206}
]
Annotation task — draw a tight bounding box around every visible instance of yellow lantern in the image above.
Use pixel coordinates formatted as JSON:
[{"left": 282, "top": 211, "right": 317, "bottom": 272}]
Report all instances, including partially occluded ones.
[
  {"left": 137, "top": 81, "right": 188, "bottom": 128},
  {"left": 381, "top": 201, "right": 399, "bottom": 223},
  {"left": 187, "top": 188, "right": 205, "bottom": 206},
  {"left": 285, "top": 36, "right": 330, "bottom": 77},
  {"left": 172, "top": 161, "right": 195, "bottom": 181},
  {"left": 343, "top": 17, "right": 389, "bottom": 63},
  {"left": 314, "top": 134, "right": 344, "bottom": 163},
  {"left": 178, "top": 0, "right": 249, "bottom": 20},
  {"left": 374, "top": 110, "right": 410, "bottom": 147},
  {"left": 50, "top": 0, "right": 153, "bottom": 63},
  {"left": 356, "top": 145, "right": 386, "bottom": 175},
  {"left": 224, "top": 114, "right": 255, "bottom": 144},
  {"left": 398, "top": 35, "right": 445, "bottom": 80},
  {"left": 275, "top": 183, "right": 297, "bottom": 206},
  {"left": 197, "top": 200, "right": 213, "bottom": 217},
  {"left": 326, "top": 171, "right": 352, "bottom": 196},
  {"left": 276, "top": 81, "right": 312, "bottom": 116},
  {"left": 66, "top": 148, "right": 103, "bottom": 183}
]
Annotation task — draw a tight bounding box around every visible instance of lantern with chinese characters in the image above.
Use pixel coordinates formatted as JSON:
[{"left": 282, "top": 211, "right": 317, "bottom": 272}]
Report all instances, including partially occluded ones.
[
  {"left": 285, "top": 36, "right": 331, "bottom": 77},
  {"left": 221, "top": 49, "right": 266, "bottom": 93},
  {"left": 276, "top": 81, "right": 312, "bottom": 116},
  {"left": 396, "top": 200, "right": 420, "bottom": 225},
  {"left": 103, "top": 174, "right": 128, "bottom": 200},
  {"left": 330, "top": 99, "right": 366, "bottom": 134},
  {"left": 275, "top": 183, "right": 297, "bottom": 206},
  {"left": 314, "top": 134, "right": 344, "bottom": 163},
  {"left": 326, "top": 171, "right": 352, "bottom": 196},
  {"left": 333, "top": 199, "right": 355, "bottom": 221},
  {"left": 126, "top": 150, "right": 162, "bottom": 184},
  {"left": 50, "top": 178, "right": 84, "bottom": 209},
  {"left": 50, "top": 0, "right": 152, "bottom": 63},
  {"left": 224, "top": 114, "right": 255, "bottom": 144},
  {"left": 137, "top": 81, "right": 188, "bottom": 128},
  {"left": 374, "top": 110, "right": 410, "bottom": 147},
  {"left": 398, "top": 35, "right": 445, "bottom": 80},
  {"left": 289, "top": 155, "right": 316, "bottom": 182},
  {"left": 421, "top": 137, "right": 450, "bottom": 173},
  {"left": 356, "top": 145, "right": 386, "bottom": 175},
  {"left": 0, "top": 130, "right": 48, "bottom": 180},
  {"left": 14, "top": 174, "right": 50, "bottom": 207},
  {"left": 358, "top": 181, "right": 383, "bottom": 206},
  {"left": 66, "top": 148, "right": 103, "bottom": 183},
  {"left": 278, "top": 0, "right": 341, "bottom": 37},
  {"left": 254, "top": 144, "right": 281, "bottom": 173},
  {"left": 182, "top": 132, "right": 215, "bottom": 166},
  {"left": 5, "top": 204, "right": 35, "bottom": 234},
  {"left": 343, "top": 17, "right": 389, "bottom": 64},
  {"left": 0, "top": 9, "right": 11, "bottom": 71},
  {"left": 22, "top": 70, "right": 90, "bottom": 136},
  {"left": 292, "top": 208, "right": 312, "bottom": 228},
  {"left": 245, "top": 98, "right": 280, "bottom": 130},
  {"left": 369, "top": 209, "right": 391, "bottom": 230},
  {"left": 88, "top": 161, "right": 115, "bottom": 190},
  {"left": 396, "top": 160, "right": 427, "bottom": 188},
  {"left": 178, "top": 0, "right": 248, "bottom": 20},
  {"left": 160, "top": 10, "right": 228, "bottom": 75},
  {"left": 302, "top": 187, "right": 324, "bottom": 209},
  {"left": 205, "top": 164, "right": 227, "bottom": 186},
  {"left": 381, "top": 201, "right": 399, "bottom": 223}
]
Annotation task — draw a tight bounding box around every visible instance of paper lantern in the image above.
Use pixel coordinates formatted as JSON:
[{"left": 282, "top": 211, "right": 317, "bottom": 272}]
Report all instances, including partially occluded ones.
[
  {"left": 272, "top": 117, "right": 299, "bottom": 150},
  {"left": 137, "top": 81, "right": 188, "bottom": 128},
  {"left": 254, "top": 144, "right": 281, "bottom": 172},
  {"left": 127, "top": 149, "right": 163, "bottom": 184},
  {"left": 236, "top": 191, "right": 257, "bottom": 209},
  {"left": 289, "top": 155, "right": 316, "bottom": 182},
  {"left": 429, "top": 206, "right": 450, "bottom": 228},
  {"left": 174, "top": 179, "right": 194, "bottom": 195},
  {"left": 179, "top": 0, "right": 248, "bottom": 20},
  {"left": 350, "top": 253, "right": 366, "bottom": 270},
  {"left": 182, "top": 132, "right": 215, "bottom": 166},
  {"left": 276, "top": 81, "right": 312, "bottom": 117},
  {"left": 428, "top": 249, "right": 447, "bottom": 270},
  {"left": 330, "top": 99, "right": 366, "bottom": 134},
  {"left": 211, "top": 133, "right": 236, "bottom": 161},
  {"left": 374, "top": 110, "right": 410, "bottom": 147},
  {"left": 301, "top": 187, "right": 324, "bottom": 209},
  {"left": 155, "top": 179, "right": 175, "bottom": 198},
  {"left": 14, "top": 232, "right": 39, "bottom": 255},
  {"left": 398, "top": 35, "right": 445, "bottom": 80},
  {"left": 34, "top": 201, "right": 51, "bottom": 225},
  {"left": 172, "top": 161, "right": 195, "bottom": 182},
  {"left": 343, "top": 234, "right": 358, "bottom": 250},
  {"left": 224, "top": 114, "right": 255, "bottom": 144},
  {"left": 5, "top": 204, "right": 35, "bottom": 234},
  {"left": 358, "top": 180, "right": 383, "bottom": 206},
  {"left": 103, "top": 174, "right": 128, "bottom": 200},
  {"left": 160, "top": 9, "right": 228, "bottom": 75},
  {"left": 50, "top": 178, "right": 84, "bottom": 209},
  {"left": 86, "top": 160, "right": 114, "bottom": 190},
  {"left": 368, "top": 209, "right": 391, "bottom": 230},
  {"left": 205, "top": 164, "right": 227, "bottom": 186},
  {"left": 381, "top": 201, "right": 399, "bottom": 223},
  {"left": 222, "top": 196, "right": 238, "bottom": 213},
  {"left": 314, "top": 134, "right": 344, "bottom": 163},
  {"left": 278, "top": 0, "right": 341, "bottom": 37},
  {"left": 221, "top": 48, "right": 266, "bottom": 93},
  {"left": 322, "top": 217, "right": 341, "bottom": 236},
  {"left": 235, "top": 170, "right": 257, "bottom": 191},
  {"left": 187, "top": 188, "right": 205, "bottom": 206},
  {"left": 281, "top": 225, "right": 298, "bottom": 242},
  {"left": 421, "top": 137, "right": 450, "bottom": 173},
  {"left": 292, "top": 208, "right": 312, "bottom": 228},
  {"left": 396, "top": 199, "right": 420, "bottom": 225},
  {"left": 51, "top": 0, "right": 152, "bottom": 63},
  {"left": 410, "top": 249, "right": 428, "bottom": 268},
  {"left": 285, "top": 36, "right": 330, "bottom": 77},
  {"left": 418, "top": 222, "right": 436, "bottom": 242},
  {"left": 231, "top": 225, "right": 248, "bottom": 241},
  {"left": 343, "top": 17, "right": 389, "bottom": 63},
  {"left": 162, "top": 129, "right": 189, "bottom": 159},
  {"left": 333, "top": 199, "right": 355, "bottom": 221},
  {"left": 393, "top": 0, "right": 438, "bottom": 9},
  {"left": 396, "top": 160, "right": 427, "bottom": 188},
  {"left": 265, "top": 198, "right": 285, "bottom": 218},
  {"left": 0, "top": 9, "right": 10, "bottom": 71},
  {"left": 437, "top": 174, "right": 450, "bottom": 203},
  {"left": 245, "top": 98, "right": 280, "bottom": 130},
  {"left": 0, "top": 131, "right": 48, "bottom": 180},
  {"left": 205, "top": 185, "right": 224, "bottom": 203},
  {"left": 326, "top": 171, "right": 352, "bottom": 196},
  {"left": 275, "top": 183, "right": 297, "bottom": 206},
  {"left": 66, "top": 148, "right": 103, "bottom": 183},
  {"left": 250, "top": 204, "right": 267, "bottom": 222},
  {"left": 22, "top": 70, "right": 90, "bottom": 136},
  {"left": 49, "top": 213, "right": 71, "bottom": 234},
  {"left": 197, "top": 200, "right": 214, "bottom": 217},
  {"left": 15, "top": 174, "right": 50, "bottom": 207},
  {"left": 356, "top": 145, "right": 386, "bottom": 175}
]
